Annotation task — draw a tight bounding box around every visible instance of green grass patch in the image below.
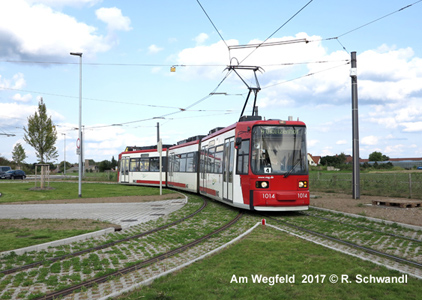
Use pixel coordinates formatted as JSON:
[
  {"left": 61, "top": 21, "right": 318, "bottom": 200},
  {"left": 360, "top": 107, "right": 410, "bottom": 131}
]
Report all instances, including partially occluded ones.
[
  {"left": 0, "top": 220, "right": 111, "bottom": 252},
  {"left": 309, "top": 171, "right": 422, "bottom": 199},
  {"left": 0, "top": 182, "right": 175, "bottom": 203},
  {"left": 0, "top": 218, "right": 117, "bottom": 252},
  {"left": 119, "top": 227, "right": 422, "bottom": 300}
]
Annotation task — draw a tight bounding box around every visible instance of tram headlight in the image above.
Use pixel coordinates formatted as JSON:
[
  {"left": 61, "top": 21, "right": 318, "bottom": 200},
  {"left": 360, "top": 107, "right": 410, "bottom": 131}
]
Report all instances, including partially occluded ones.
[
  {"left": 298, "top": 181, "right": 308, "bottom": 188},
  {"left": 261, "top": 181, "right": 268, "bottom": 188},
  {"left": 256, "top": 181, "right": 269, "bottom": 189}
]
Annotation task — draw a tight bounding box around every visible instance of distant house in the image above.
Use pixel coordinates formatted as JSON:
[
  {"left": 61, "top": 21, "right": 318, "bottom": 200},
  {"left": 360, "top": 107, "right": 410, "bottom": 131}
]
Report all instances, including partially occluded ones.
[
  {"left": 308, "top": 154, "right": 321, "bottom": 166},
  {"left": 85, "top": 159, "right": 98, "bottom": 172},
  {"left": 65, "top": 159, "right": 99, "bottom": 173}
]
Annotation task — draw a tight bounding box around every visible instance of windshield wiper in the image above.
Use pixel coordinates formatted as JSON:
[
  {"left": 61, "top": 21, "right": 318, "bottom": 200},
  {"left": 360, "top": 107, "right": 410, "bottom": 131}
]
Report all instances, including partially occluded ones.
[{"left": 284, "top": 159, "right": 301, "bottom": 178}]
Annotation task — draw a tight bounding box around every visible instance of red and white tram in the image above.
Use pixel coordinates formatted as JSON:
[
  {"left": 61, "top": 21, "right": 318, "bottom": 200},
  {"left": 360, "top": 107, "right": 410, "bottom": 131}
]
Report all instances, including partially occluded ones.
[
  {"left": 118, "top": 117, "right": 309, "bottom": 211},
  {"left": 118, "top": 145, "right": 172, "bottom": 187}
]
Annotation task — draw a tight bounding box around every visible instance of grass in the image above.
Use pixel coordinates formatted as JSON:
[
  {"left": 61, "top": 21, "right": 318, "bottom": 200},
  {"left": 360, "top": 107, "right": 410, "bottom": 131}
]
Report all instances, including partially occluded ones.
[
  {"left": 309, "top": 171, "right": 422, "bottom": 199},
  {"left": 0, "top": 182, "right": 175, "bottom": 203},
  {"left": 0, "top": 183, "right": 177, "bottom": 252},
  {"left": 0, "top": 219, "right": 114, "bottom": 252},
  {"left": 118, "top": 227, "right": 422, "bottom": 300}
]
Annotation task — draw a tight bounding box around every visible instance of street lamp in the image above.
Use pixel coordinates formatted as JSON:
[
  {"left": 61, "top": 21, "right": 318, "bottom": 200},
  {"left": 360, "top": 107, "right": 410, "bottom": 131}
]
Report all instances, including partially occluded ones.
[
  {"left": 61, "top": 133, "right": 66, "bottom": 175},
  {"left": 70, "top": 52, "right": 83, "bottom": 197}
]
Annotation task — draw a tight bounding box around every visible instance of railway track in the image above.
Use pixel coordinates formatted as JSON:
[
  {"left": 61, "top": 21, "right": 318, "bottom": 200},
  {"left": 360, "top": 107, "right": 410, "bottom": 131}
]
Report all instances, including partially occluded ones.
[
  {"left": 0, "top": 196, "right": 246, "bottom": 300},
  {"left": 34, "top": 211, "right": 243, "bottom": 300},
  {"left": 262, "top": 212, "right": 422, "bottom": 273},
  {"left": 300, "top": 210, "right": 422, "bottom": 243},
  {"left": 1, "top": 198, "right": 208, "bottom": 276}
]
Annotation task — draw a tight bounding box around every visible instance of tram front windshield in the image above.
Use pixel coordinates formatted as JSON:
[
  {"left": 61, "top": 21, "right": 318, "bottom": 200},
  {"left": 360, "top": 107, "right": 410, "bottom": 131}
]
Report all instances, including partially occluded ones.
[{"left": 251, "top": 126, "right": 308, "bottom": 175}]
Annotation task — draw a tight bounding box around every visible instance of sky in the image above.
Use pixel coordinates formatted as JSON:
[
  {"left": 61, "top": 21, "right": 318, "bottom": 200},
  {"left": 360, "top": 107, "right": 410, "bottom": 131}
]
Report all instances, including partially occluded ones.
[{"left": 1, "top": 0, "right": 422, "bottom": 164}]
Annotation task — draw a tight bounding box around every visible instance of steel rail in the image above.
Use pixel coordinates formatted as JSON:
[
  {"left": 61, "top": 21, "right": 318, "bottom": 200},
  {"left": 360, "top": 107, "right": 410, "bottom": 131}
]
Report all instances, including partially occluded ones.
[
  {"left": 300, "top": 211, "right": 422, "bottom": 243},
  {"left": 1, "top": 198, "right": 207, "bottom": 276},
  {"left": 263, "top": 215, "right": 422, "bottom": 269},
  {"left": 35, "top": 211, "right": 243, "bottom": 300}
]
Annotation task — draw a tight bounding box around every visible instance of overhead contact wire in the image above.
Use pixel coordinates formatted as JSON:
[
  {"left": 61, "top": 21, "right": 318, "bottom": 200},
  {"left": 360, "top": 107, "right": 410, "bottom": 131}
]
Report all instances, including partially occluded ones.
[{"left": 240, "top": 0, "right": 314, "bottom": 64}]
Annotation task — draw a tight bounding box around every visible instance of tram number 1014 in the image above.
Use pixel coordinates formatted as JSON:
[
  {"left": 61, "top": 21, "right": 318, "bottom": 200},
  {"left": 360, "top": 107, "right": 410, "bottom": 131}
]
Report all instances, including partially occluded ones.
[{"left": 262, "top": 193, "right": 276, "bottom": 199}]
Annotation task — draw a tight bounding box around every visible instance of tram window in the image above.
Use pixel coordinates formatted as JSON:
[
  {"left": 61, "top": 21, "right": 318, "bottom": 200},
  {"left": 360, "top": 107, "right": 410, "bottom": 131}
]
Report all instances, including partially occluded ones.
[
  {"left": 173, "top": 155, "right": 180, "bottom": 172},
  {"left": 208, "top": 147, "right": 215, "bottom": 173},
  {"left": 200, "top": 149, "right": 206, "bottom": 177},
  {"left": 180, "top": 154, "right": 187, "bottom": 172},
  {"left": 150, "top": 157, "right": 159, "bottom": 172},
  {"left": 130, "top": 158, "right": 140, "bottom": 172},
  {"left": 214, "top": 149, "right": 223, "bottom": 174},
  {"left": 236, "top": 140, "right": 250, "bottom": 174},
  {"left": 140, "top": 158, "right": 149, "bottom": 171},
  {"left": 150, "top": 157, "right": 166, "bottom": 172},
  {"left": 186, "top": 153, "right": 195, "bottom": 172}
]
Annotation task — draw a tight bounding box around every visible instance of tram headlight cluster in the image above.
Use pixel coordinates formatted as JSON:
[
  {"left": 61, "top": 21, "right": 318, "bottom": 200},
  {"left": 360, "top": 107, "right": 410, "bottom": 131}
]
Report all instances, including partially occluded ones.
[
  {"left": 298, "top": 181, "right": 308, "bottom": 188},
  {"left": 256, "top": 181, "right": 269, "bottom": 189}
]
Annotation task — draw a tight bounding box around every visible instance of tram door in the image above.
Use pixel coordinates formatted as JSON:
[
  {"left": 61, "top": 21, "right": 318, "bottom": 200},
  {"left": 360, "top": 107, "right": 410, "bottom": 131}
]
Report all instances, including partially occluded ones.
[
  {"left": 120, "top": 157, "right": 129, "bottom": 183},
  {"left": 223, "top": 137, "right": 234, "bottom": 201}
]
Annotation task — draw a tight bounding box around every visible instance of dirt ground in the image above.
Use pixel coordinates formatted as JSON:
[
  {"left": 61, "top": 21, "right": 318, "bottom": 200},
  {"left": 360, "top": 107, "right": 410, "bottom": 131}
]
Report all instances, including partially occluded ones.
[{"left": 311, "top": 192, "right": 422, "bottom": 227}]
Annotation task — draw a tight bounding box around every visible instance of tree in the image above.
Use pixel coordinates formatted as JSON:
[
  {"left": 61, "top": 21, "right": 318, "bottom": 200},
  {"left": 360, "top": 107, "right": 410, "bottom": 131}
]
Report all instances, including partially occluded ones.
[
  {"left": 98, "top": 160, "right": 111, "bottom": 172},
  {"left": 58, "top": 161, "right": 71, "bottom": 173},
  {"left": 12, "top": 143, "right": 27, "bottom": 168},
  {"left": 111, "top": 156, "right": 118, "bottom": 169},
  {"left": 23, "top": 98, "right": 58, "bottom": 163},
  {"left": 320, "top": 153, "right": 347, "bottom": 168},
  {"left": 368, "top": 151, "right": 389, "bottom": 162}
]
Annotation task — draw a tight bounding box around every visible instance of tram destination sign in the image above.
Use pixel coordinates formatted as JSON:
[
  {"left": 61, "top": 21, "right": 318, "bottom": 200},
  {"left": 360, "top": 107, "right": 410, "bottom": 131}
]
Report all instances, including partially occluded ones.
[{"left": 260, "top": 127, "right": 303, "bottom": 136}]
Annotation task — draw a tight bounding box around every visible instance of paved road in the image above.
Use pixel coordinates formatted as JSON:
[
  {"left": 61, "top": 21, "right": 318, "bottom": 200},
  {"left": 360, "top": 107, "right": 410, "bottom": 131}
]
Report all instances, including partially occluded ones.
[{"left": 0, "top": 198, "right": 186, "bottom": 228}]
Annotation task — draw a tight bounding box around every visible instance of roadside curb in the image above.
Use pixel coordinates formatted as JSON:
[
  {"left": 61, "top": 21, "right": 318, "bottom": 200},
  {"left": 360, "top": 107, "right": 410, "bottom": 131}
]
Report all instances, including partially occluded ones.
[{"left": 0, "top": 227, "right": 115, "bottom": 257}]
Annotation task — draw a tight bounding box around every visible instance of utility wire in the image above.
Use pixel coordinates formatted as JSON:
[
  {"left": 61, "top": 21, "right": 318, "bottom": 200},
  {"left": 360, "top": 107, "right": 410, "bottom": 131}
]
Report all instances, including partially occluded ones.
[
  {"left": 337, "top": 0, "right": 422, "bottom": 38},
  {"left": 196, "top": 0, "right": 228, "bottom": 49},
  {"left": 0, "top": 60, "right": 226, "bottom": 67},
  {"left": 262, "top": 62, "right": 350, "bottom": 90},
  {"left": 86, "top": 70, "right": 233, "bottom": 129},
  {"left": 195, "top": 0, "right": 230, "bottom": 62},
  {"left": 239, "top": 0, "right": 314, "bottom": 64},
  {"left": 1, "top": 87, "right": 233, "bottom": 112},
  {"left": 309, "top": 0, "right": 422, "bottom": 52}
]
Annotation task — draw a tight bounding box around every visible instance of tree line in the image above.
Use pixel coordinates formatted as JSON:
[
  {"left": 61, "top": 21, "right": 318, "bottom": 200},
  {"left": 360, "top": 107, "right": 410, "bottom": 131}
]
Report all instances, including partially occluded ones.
[{"left": 319, "top": 151, "right": 393, "bottom": 170}]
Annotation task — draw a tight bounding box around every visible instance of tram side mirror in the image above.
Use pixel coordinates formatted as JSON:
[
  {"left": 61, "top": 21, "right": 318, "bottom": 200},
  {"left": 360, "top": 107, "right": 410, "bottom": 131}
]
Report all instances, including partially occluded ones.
[{"left": 235, "top": 137, "right": 242, "bottom": 148}]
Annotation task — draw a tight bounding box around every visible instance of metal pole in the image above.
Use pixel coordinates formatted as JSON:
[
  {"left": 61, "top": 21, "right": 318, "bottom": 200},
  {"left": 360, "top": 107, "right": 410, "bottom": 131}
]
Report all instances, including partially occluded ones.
[
  {"left": 157, "top": 122, "right": 160, "bottom": 142},
  {"left": 158, "top": 139, "right": 163, "bottom": 196},
  {"left": 351, "top": 51, "right": 360, "bottom": 199},
  {"left": 62, "top": 133, "right": 66, "bottom": 175},
  {"left": 70, "top": 52, "right": 83, "bottom": 197}
]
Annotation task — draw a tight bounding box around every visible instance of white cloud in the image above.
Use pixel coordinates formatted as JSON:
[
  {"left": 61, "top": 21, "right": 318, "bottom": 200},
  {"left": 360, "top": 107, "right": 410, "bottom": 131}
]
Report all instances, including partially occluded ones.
[
  {"left": 321, "top": 147, "right": 334, "bottom": 156},
  {"left": 0, "top": 0, "right": 121, "bottom": 60},
  {"left": 95, "top": 7, "right": 132, "bottom": 32},
  {"left": 194, "top": 33, "right": 209, "bottom": 45},
  {"left": 400, "top": 122, "right": 422, "bottom": 132},
  {"left": 336, "top": 140, "right": 347, "bottom": 145},
  {"left": 384, "top": 144, "right": 406, "bottom": 157},
  {"left": 0, "top": 102, "right": 65, "bottom": 129},
  {"left": 0, "top": 73, "right": 26, "bottom": 90},
  {"left": 307, "top": 139, "right": 319, "bottom": 147},
  {"left": 148, "top": 44, "right": 164, "bottom": 54},
  {"left": 361, "top": 135, "right": 379, "bottom": 146},
  {"left": 25, "top": 0, "right": 102, "bottom": 8},
  {"left": 12, "top": 93, "right": 32, "bottom": 102}
]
